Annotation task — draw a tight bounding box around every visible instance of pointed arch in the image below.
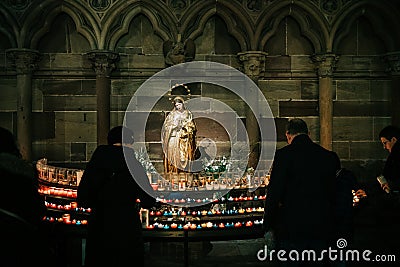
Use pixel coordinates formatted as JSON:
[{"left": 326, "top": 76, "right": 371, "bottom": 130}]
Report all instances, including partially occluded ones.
[
  {"left": 0, "top": 4, "right": 18, "bottom": 48},
  {"left": 331, "top": 0, "right": 400, "bottom": 53},
  {"left": 103, "top": 1, "right": 176, "bottom": 50},
  {"left": 256, "top": 0, "right": 329, "bottom": 53},
  {"left": 24, "top": 1, "right": 99, "bottom": 49},
  {"left": 180, "top": 0, "right": 253, "bottom": 51},
  {"left": 178, "top": 0, "right": 216, "bottom": 41}
]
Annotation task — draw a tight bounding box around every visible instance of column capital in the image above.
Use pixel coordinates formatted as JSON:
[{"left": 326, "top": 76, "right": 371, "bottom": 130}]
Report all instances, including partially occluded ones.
[
  {"left": 6, "top": 48, "right": 41, "bottom": 75},
  {"left": 86, "top": 50, "right": 120, "bottom": 77},
  {"left": 384, "top": 51, "right": 400, "bottom": 76},
  {"left": 237, "top": 51, "right": 268, "bottom": 79},
  {"left": 310, "top": 53, "right": 339, "bottom": 78}
]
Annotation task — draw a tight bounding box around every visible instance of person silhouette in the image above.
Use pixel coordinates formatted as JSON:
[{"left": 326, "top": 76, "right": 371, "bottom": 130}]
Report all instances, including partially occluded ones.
[
  {"left": 77, "top": 126, "right": 156, "bottom": 267},
  {"left": 0, "top": 126, "right": 51, "bottom": 267}
]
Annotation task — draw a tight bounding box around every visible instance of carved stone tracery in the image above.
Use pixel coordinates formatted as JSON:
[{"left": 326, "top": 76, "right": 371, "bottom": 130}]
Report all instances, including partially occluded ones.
[
  {"left": 320, "top": 0, "right": 340, "bottom": 14},
  {"left": 89, "top": 0, "right": 111, "bottom": 11},
  {"left": 170, "top": 0, "right": 187, "bottom": 10},
  {"left": 6, "top": 0, "right": 30, "bottom": 11}
]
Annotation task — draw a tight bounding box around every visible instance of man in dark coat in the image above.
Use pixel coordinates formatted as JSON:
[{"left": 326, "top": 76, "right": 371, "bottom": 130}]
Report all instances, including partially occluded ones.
[
  {"left": 263, "top": 119, "right": 341, "bottom": 265},
  {"left": 376, "top": 125, "right": 400, "bottom": 258},
  {"left": 78, "top": 126, "right": 156, "bottom": 267},
  {"left": 378, "top": 125, "right": 400, "bottom": 193}
]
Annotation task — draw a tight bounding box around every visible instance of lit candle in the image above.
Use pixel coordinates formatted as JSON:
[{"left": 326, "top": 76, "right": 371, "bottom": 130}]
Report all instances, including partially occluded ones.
[
  {"left": 62, "top": 213, "right": 71, "bottom": 223},
  {"left": 234, "top": 222, "right": 242, "bottom": 228}
]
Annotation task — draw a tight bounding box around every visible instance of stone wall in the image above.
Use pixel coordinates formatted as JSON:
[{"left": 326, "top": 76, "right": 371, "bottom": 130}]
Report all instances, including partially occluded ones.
[{"left": 0, "top": 0, "right": 399, "bottom": 185}]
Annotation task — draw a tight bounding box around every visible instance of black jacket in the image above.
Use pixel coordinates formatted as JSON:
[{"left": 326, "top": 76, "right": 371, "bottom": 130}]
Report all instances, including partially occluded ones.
[
  {"left": 383, "top": 141, "right": 400, "bottom": 192},
  {"left": 0, "top": 153, "right": 50, "bottom": 267},
  {"left": 0, "top": 153, "right": 46, "bottom": 225},
  {"left": 77, "top": 145, "right": 156, "bottom": 267},
  {"left": 263, "top": 134, "right": 341, "bottom": 242}
]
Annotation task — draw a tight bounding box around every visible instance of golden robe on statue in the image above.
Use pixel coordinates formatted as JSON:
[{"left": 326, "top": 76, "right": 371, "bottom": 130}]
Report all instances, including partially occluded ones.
[{"left": 161, "top": 97, "right": 196, "bottom": 173}]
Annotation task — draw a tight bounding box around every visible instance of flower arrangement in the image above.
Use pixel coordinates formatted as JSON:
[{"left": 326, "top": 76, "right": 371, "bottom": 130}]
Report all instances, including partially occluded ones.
[{"left": 204, "top": 156, "right": 229, "bottom": 174}]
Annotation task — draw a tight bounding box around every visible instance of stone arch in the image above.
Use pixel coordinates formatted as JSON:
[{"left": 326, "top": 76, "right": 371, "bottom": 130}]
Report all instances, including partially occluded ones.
[
  {"left": 0, "top": 5, "right": 18, "bottom": 48},
  {"left": 37, "top": 13, "right": 92, "bottom": 53},
  {"left": 103, "top": 1, "right": 176, "bottom": 50},
  {"left": 264, "top": 16, "right": 315, "bottom": 55},
  {"left": 331, "top": 0, "right": 400, "bottom": 53},
  {"left": 257, "top": 1, "right": 329, "bottom": 53},
  {"left": 180, "top": 0, "right": 252, "bottom": 51},
  {"left": 26, "top": 1, "right": 99, "bottom": 50}
]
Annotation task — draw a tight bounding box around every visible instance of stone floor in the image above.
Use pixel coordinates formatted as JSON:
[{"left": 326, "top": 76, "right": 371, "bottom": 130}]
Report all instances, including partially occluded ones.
[
  {"left": 144, "top": 232, "right": 400, "bottom": 267},
  {"left": 144, "top": 238, "right": 272, "bottom": 267}
]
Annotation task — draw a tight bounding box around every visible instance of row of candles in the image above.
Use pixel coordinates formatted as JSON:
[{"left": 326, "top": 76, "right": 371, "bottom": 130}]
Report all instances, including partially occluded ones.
[
  {"left": 39, "top": 185, "right": 78, "bottom": 198},
  {"left": 150, "top": 206, "right": 264, "bottom": 217},
  {"left": 155, "top": 194, "right": 266, "bottom": 204},
  {"left": 36, "top": 158, "right": 84, "bottom": 186},
  {"left": 149, "top": 171, "right": 271, "bottom": 191},
  {"left": 42, "top": 219, "right": 264, "bottom": 229},
  {"left": 42, "top": 215, "right": 263, "bottom": 229},
  {"left": 45, "top": 201, "right": 91, "bottom": 213},
  {"left": 42, "top": 214, "right": 88, "bottom": 225},
  {"left": 146, "top": 219, "right": 263, "bottom": 230}
]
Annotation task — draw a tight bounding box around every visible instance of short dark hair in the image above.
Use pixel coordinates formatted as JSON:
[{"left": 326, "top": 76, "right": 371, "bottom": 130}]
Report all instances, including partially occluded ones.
[
  {"left": 286, "top": 118, "right": 309, "bottom": 135},
  {"left": 379, "top": 125, "right": 400, "bottom": 140},
  {"left": 107, "top": 126, "right": 134, "bottom": 145}
]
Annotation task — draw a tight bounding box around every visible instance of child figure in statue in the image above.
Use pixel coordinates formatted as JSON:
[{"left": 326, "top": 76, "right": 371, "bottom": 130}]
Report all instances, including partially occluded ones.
[{"left": 161, "top": 96, "right": 197, "bottom": 173}]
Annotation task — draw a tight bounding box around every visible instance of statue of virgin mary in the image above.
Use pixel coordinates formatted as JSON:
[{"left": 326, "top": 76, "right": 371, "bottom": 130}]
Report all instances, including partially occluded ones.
[{"left": 161, "top": 96, "right": 196, "bottom": 173}]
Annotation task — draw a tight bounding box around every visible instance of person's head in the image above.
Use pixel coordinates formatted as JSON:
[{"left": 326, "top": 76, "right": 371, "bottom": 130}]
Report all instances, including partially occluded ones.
[
  {"left": 107, "top": 126, "right": 134, "bottom": 146},
  {"left": 173, "top": 96, "right": 185, "bottom": 111},
  {"left": 0, "top": 127, "right": 21, "bottom": 157},
  {"left": 379, "top": 125, "right": 400, "bottom": 153},
  {"left": 285, "top": 118, "right": 309, "bottom": 144}
]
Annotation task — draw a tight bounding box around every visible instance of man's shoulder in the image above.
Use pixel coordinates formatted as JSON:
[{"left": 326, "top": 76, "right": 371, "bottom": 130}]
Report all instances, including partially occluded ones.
[
  {"left": 93, "top": 145, "right": 111, "bottom": 153},
  {"left": 277, "top": 141, "right": 339, "bottom": 159},
  {"left": 275, "top": 145, "right": 289, "bottom": 155},
  {"left": 391, "top": 142, "right": 400, "bottom": 156}
]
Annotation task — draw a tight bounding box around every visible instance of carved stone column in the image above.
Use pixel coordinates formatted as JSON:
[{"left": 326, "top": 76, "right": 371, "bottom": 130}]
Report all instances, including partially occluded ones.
[
  {"left": 384, "top": 52, "right": 400, "bottom": 126},
  {"left": 86, "top": 50, "right": 119, "bottom": 145},
  {"left": 238, "top": 51, "right": 268, "bottom": 169},
  {"left": 6, "top": 48, "right": 41, "bottom": 161},
  {"left": 311, "top": 53, "right": 339, "bottom": 151}
]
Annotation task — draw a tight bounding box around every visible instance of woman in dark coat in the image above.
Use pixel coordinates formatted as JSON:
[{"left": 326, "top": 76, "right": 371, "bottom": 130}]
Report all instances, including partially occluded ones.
[{"left": 77, "top": 126, "right": 156, "bottom": 267}]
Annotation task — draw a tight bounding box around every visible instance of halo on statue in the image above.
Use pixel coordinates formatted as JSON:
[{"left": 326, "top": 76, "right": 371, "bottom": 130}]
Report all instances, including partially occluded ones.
[{"left": 168, "top": 83, "right": 191, "bottom": 102}]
